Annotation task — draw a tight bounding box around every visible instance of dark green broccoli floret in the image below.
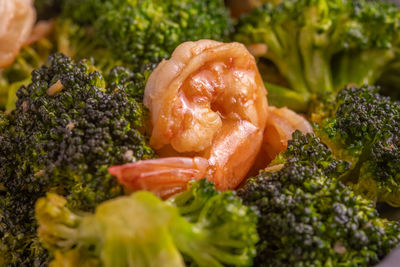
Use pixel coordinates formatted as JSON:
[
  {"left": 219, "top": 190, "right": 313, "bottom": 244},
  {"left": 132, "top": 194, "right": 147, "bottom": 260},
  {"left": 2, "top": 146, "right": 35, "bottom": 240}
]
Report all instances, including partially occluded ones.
[
  {"left": 234, "top": 0, "right": 400, "bottom": 112},
  {"left": 239, "top": 146, "right": 400, "bottom": 266},
  {"left": 3, "top": 0, "right": 228, "bottom": 110},
  {"left": 62, "top": 0, "right": 233, "bottom": 70},
  {"left": 0, "top": 111, "right": 7, "bottom": 132},
  {"left": 36, "top": 179, "right": 258, "bottom": 267},
  {"left": 272, "top": 130, "right": 350, "bottom": 178},
  {"left": 0, "top": 17, "right": 115, "bottom": 111},
  {"left": 313, "top": 85, "right": 400, "bottom": 206},
  {"left": 0, "top": 53, "right": 154, "bottom": 266}
]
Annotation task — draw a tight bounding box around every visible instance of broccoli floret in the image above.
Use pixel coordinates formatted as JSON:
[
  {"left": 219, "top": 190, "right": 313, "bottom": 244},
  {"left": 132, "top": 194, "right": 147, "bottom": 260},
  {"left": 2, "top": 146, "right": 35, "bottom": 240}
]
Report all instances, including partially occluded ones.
[
  {"left": 52, "top": 18, "right": 124, "bottom": 74},
  {"left": 272, "top": 130, "right": 350, "bottom": 178},
  {"left": 4, "top": 0, "right": 225, "bottom": 110},
  {"left": 36, "top": 180, "right": 258, "bottom": 267},
  {"left": 169, "top": 179, "right": 259, "bottom": 266},
  {"left": 61, "top": 0, "right": 233, "bottom": 70},
  {"left": 0, "top": 17, "right": 115, "bottom": 111},
  {"left": 238, "top": 132, "right": 400, "bottom": 265},
  {"left": 0, "top": 111, "right": 7, "bottom": 132},
  {"left": 313, "top": 85, "right": 400, "bottom": 206},
  {"left": 234, "top": 0, "right": 400, "bottom": 112},
  {"left": 0, "top": 53, "right": 154, "bottom": 265}
]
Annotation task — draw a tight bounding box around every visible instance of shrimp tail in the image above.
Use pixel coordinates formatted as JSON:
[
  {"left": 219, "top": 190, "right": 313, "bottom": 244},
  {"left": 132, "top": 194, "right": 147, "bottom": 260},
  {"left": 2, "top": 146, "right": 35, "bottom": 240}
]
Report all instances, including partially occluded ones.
[{"left": 108, "top": 157, "right": 209, "bottom": 199}]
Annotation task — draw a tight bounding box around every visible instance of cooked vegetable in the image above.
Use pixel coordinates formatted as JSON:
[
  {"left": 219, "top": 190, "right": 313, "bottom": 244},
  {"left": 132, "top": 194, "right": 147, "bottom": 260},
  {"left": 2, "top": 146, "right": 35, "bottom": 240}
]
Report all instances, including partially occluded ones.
[
  {"left": 234, "top": 0, "right": 400, "bottom": 112},
  {"left": 0, "top": 53, "right": 154, "bottom": 265},
  {"left": 0, "top": 17, "right": 116, "bottom": 111},
  {"left": 313, "top": 85, "right": 400, "bottom": 206},
  {"left": 1, "top": 0, "right": 233, "bottom": 110},
  {"left": 36, "top": 179, "right": 258, "bottom": 267},
  {"left": 0, "top": 35, "right": 54, "bottom": 110},
  {"left": 239, "top": 131, "right": 400, "bottom": 266},
  {"left": 62, "top": 0, "right": 233, "bottom": 71}
]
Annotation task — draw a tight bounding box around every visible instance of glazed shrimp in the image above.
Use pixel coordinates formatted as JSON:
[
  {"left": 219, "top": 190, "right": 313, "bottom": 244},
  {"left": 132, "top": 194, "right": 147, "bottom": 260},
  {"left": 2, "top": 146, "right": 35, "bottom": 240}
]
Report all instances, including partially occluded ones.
[
  {"left": 109, "top": 40, "right": 268, "bottom": 198},
  {"left": 247, "top": 106, "right": 313, "bottom": 175},
  {"left": 0, "top": 0, "right": 36, "bottom": 69},
  {"left": 262, "top": 106, "right": 313, "bottom": 162}
]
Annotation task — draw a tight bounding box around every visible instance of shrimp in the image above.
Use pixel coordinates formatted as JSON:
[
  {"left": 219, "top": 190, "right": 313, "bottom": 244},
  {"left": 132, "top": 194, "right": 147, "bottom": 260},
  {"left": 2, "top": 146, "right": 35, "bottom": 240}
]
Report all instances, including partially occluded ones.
[
  {"left": 247, "top": 106, "right": 313, "bottom": 176},
  {"left": 109, "top": 40, "right": 268, "bottom": 198},
  {"left": 0, "top": 0, "right": 36, "bottom": 69},
  {"left": 261, "top": 106, "right": 313, "bottom": 163}
]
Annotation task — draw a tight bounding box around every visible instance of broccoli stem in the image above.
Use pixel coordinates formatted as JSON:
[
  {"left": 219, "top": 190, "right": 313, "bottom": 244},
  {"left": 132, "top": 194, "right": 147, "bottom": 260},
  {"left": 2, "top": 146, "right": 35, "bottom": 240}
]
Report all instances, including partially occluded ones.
[
  {"left": 333, "top": 49, "right": 396, "bottom": 90},
  {"left": 265, "top": 26, "right": 310, "bottom": 94},
  {"left": 299, "top": 27, "right": 334, "bottom": 93},
  {"left": 265, "top": 82, "right": 309, "bottom": 112},
  {"left": 172, "top": 217, "right": 252, "bottom": 267},
  {"left": 171, "top": 218, "right": 224, "bottom": 267}
]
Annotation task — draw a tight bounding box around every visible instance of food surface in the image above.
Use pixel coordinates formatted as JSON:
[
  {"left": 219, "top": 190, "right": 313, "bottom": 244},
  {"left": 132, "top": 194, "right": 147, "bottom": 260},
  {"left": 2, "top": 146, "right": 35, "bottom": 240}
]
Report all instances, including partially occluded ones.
[
  {"left": 110, "top": 40, "right": 268, "bottom": 197},
  {"left": 0, "top": 53, "right": 154, "bottom": 265},
  {"left": 1, "top": 0, "right": 400, "bottom": 266},
  {"left": 36, "top": 179, "right": 258, "bottom": 267},
  {"left": 239, "top": 132, "right": 400, "bottom": 266},
  {"left": 313, "top": 85, "right": 400, "bottom": 206},
  {"left": 234, "top": 0, "right": 400, "bottom": 112}
]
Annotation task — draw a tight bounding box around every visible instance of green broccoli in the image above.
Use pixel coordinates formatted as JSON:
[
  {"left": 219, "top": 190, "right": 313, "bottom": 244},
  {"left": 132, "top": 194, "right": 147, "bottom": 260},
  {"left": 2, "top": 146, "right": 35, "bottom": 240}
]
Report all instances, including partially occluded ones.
[
  {"left": 61, "top": 0, "right": 233, "bottom": 70},
  {"left": 3, "top": 0, "right": 228, "bottom": 110},
  {"left": 0, "top": 17, "right": 114, "bottom": 111},
  {"left": 0, "top": 53, "right": 154, "bottom": 266},
  {"left": 0, "top": 36, "right": 55, "bottom": 110},
  {"left": 36, "top": 179, "right": 258, "bottom": 267},
  {"left": 234, "top": 0, "right": 400, "bottom": 112},
  {"left": 313, "top": 85, "right": 400, "bottom": 206},
  {"left": 271, "top": 130, "right": 350, "bottom": 178},
  {"left": 238, "top": 132, "right": 400, "bottom": 266}
]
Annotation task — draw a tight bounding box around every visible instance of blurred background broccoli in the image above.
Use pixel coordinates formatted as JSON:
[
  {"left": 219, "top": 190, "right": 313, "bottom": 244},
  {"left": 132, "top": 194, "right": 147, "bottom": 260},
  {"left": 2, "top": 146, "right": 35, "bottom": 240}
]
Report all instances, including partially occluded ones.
[
  {"left": 1, "top": 0, "right": 232, "bottom": 111},
  {"left": 234, "top": 0, "right": 400, "bottom": 112}
]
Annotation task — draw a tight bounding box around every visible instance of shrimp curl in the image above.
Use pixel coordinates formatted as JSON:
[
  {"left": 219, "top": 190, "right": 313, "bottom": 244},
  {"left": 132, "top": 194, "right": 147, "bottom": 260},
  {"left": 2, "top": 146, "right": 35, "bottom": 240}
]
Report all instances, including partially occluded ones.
[{"left": 109, "top": 40, "right": 269, "bottom": 198}]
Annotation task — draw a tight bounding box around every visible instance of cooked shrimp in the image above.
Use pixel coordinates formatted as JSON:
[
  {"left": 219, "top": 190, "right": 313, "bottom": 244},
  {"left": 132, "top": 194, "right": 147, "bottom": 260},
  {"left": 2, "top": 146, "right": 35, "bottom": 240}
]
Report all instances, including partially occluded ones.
[
  {"left": 0, "top": 0, "right": 36, "bottom": 69},
  {"left": 109, "top": 40, "right": 268, "bottom": 198},
  {"left": 247, "top": 106, "right": 313, "bottom": 175},
  {"left": 262, "top": 106, "right": 313, "bottom": 162}
]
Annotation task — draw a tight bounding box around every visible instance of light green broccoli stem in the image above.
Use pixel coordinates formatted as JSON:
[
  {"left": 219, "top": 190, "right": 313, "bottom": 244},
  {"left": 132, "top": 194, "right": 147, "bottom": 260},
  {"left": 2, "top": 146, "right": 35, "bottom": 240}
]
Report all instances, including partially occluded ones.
[
  {"left": 333, "top": 49, "right": 396, "bottom": 90},
  {"left": 299, "top": 26, "right": 334, "bottom": 93},
  {"left": 171, "top": 212, "right": 253, "bottom": 267},
  {"left": 264, "top": 25, "right": 311, "bottom": 95},
  {"left": 265, "top": 82, "right": 309, "bottom": 112}
]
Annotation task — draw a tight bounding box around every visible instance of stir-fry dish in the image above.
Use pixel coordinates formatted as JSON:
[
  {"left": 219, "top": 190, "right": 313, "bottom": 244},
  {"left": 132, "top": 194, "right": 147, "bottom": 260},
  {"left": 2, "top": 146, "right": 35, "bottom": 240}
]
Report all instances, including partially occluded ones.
[{"left": 1, "top": 0, "right": 400, "bottom": 266}]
